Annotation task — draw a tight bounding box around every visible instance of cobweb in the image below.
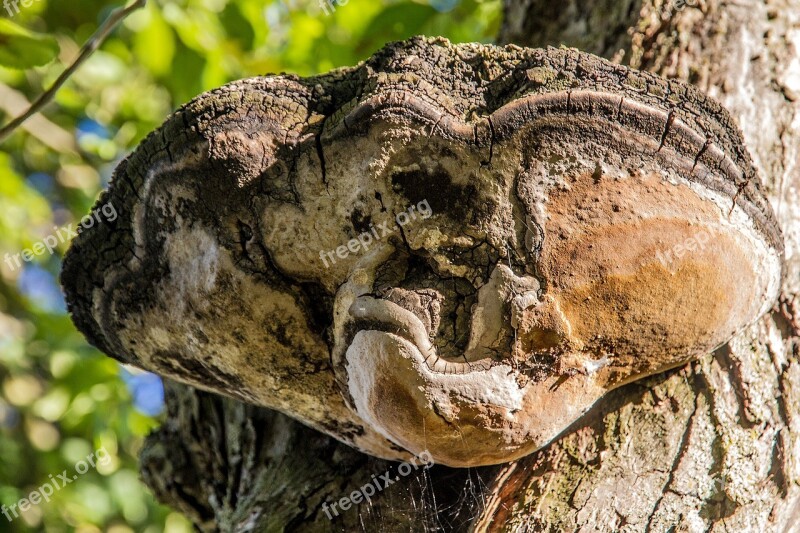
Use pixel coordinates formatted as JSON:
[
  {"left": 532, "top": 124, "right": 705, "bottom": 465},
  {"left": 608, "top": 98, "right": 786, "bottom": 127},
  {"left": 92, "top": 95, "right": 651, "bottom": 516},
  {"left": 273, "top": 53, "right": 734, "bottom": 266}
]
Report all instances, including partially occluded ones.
[{"left": 352, "top": 462, "right": 499, "bottom": 532}]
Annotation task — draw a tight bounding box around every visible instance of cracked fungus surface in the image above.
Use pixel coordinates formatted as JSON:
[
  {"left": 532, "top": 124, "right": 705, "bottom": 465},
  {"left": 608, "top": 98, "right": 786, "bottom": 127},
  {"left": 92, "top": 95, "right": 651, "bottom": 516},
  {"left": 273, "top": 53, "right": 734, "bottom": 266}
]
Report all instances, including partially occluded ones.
[{"left": 62, "top": 36, "right": 783, "bottom": 467}]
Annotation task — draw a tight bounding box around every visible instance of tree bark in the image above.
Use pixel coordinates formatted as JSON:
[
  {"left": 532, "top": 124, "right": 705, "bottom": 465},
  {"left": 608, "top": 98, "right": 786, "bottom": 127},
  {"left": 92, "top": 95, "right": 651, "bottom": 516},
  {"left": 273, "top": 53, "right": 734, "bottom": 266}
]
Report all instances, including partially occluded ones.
[{"left": 138, "top": 1, "right": 800, "bottom": 531}]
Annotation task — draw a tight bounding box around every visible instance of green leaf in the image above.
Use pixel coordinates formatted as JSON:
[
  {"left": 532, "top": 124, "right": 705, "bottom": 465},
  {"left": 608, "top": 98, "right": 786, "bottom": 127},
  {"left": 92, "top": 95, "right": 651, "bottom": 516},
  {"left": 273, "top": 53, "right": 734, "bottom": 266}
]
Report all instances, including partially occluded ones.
[
  {"left": 133, "top": 7, "right": 176, "bottom": 77},
  {"left": 220, "top": 2, "right": 255, "bottom": 51},
  {"left": 0, "top": 18, "right": 59, "bottom": 69},
  {"left": 354, "top": 2, "right": 438, "bottom": 56}
]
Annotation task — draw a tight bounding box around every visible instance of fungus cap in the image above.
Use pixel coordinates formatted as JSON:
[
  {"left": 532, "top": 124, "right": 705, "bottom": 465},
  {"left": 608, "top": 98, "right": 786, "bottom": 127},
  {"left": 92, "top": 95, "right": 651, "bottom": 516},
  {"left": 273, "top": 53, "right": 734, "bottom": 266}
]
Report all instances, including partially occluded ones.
[{"left": 62, "top": 38, "right": 783, "bottom": 467}]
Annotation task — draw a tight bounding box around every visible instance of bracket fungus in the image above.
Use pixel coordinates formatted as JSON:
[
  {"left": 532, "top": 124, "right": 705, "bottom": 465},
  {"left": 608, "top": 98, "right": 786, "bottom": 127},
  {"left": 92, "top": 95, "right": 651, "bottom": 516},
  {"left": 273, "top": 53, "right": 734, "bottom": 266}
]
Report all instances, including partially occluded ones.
[{"left": 62, "top": 37, "right": 783, "bottom": 467}]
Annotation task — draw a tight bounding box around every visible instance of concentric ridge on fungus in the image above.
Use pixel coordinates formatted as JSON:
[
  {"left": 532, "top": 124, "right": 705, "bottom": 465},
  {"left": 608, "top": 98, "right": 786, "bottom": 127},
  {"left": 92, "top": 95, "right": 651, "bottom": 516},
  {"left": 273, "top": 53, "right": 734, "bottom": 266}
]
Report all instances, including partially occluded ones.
[{"left": 62, "top": 36, "right": 783, "bottom": 467}]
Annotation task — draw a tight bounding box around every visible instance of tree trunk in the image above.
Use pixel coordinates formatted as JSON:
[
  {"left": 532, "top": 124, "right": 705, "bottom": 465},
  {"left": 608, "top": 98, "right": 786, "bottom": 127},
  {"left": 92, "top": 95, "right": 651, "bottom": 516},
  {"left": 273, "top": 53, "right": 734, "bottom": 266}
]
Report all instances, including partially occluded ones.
[{"left": 139, "top": 1, "right": 800, "bottom": 530}]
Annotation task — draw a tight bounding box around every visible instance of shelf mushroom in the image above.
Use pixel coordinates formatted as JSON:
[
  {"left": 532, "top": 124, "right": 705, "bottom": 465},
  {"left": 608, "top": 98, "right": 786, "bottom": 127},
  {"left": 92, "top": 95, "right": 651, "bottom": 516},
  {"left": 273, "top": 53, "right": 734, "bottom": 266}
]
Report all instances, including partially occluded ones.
[{"left": 62, "top": 37, "right": 783, "bottom": 467}]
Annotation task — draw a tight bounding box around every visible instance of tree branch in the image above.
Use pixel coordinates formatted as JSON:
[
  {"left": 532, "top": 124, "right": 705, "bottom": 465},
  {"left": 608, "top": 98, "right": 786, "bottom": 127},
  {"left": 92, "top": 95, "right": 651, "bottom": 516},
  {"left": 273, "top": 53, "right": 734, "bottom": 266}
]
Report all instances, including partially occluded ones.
[
  {"left": 0, "top": 82, "right": 77, "bottom": 154},
  {"left": 0, "top": 0, "right": 147, "bottom": 145}
]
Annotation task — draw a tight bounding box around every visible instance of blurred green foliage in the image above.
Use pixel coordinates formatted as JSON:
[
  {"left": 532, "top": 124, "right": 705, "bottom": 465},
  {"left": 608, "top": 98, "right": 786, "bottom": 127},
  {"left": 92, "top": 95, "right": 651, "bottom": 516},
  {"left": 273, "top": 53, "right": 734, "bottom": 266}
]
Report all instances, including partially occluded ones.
[{"left": 0, "top": 0, "right": 500, "bottom": 530}]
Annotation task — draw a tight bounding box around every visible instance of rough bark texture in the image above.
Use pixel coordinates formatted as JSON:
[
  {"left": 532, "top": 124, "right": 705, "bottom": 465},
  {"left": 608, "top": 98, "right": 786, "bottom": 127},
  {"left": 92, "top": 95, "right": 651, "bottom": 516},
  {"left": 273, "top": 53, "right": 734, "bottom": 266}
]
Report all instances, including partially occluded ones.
[{"left": 65, "top": 0, "right": 800, "bottom": 531}]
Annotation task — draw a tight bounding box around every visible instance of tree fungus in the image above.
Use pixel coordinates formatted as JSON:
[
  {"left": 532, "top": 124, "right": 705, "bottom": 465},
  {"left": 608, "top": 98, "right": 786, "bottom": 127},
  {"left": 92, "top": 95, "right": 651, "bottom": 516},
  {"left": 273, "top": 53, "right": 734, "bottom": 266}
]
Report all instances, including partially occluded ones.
[{"left": 62, "top": 37, "right": 783, "bottom": 467}]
